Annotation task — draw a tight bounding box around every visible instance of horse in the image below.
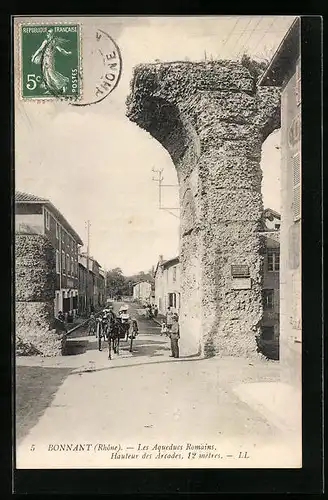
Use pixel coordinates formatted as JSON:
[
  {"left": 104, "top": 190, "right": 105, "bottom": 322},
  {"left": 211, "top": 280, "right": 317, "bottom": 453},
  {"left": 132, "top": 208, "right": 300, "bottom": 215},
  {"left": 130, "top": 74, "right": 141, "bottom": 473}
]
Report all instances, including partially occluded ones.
[{"left": 107, "top": 313, "right": 121, "bottom": 359}]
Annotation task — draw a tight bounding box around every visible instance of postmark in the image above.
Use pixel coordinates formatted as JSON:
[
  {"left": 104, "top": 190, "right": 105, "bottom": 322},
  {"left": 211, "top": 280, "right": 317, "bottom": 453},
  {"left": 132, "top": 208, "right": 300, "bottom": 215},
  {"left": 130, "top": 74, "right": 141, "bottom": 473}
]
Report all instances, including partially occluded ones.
[
  {"left": 20, "top": 24, "right": 81, "bottom": 100},
  {"left": 70, "top": 28, "right": 122, "bottom": 107}
]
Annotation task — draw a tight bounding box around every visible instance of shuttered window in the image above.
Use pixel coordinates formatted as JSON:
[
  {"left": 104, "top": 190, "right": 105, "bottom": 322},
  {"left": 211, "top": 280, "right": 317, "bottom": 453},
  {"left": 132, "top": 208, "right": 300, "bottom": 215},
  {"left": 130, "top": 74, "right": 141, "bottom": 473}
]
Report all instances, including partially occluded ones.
[
  {"left": 295, "top": 59, "right": 301, "bottom": 106},
  {"left": 292, "top": 152, "right": 301, "bottom": 222}
]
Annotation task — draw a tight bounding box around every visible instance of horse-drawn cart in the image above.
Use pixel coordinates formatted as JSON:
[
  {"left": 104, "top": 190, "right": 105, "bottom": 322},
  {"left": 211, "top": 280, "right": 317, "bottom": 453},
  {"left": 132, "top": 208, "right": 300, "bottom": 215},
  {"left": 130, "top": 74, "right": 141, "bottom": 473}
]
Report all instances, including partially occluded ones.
[{"left": 95, "top": 305, "right": 139, "bottom": 358}]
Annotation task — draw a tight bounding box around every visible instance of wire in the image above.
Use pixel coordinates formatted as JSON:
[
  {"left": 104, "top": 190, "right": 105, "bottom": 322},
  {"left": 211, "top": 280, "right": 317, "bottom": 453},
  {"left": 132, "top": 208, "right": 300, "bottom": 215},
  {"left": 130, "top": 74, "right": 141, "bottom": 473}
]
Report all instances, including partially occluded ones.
[
  {"left": 235, "top": 16, "right": 264, "bottom": 58},
  {"left": 228, "top": 17, "right": 254, "bottom": 56},
  {"left": 218, "top": 16, "right": 241, "bottom": 56},
  {"left": 243, "top": 17, "right": 277, "bottom": 59}
]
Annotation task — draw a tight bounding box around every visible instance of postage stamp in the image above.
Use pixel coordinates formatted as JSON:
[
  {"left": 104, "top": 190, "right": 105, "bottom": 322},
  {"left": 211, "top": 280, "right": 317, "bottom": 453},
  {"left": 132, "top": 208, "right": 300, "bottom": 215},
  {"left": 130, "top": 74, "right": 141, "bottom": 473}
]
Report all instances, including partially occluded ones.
[{"left": 20, "top": 24, "right": 81, "bottom": 100}]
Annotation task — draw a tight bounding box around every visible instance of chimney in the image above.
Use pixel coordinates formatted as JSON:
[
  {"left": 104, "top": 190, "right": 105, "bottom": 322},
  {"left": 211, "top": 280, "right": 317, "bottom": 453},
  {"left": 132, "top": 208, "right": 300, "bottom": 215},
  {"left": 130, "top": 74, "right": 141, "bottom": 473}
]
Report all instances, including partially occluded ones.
[{"left": 159, "top": 255, "right": 164, "bottom": 263}]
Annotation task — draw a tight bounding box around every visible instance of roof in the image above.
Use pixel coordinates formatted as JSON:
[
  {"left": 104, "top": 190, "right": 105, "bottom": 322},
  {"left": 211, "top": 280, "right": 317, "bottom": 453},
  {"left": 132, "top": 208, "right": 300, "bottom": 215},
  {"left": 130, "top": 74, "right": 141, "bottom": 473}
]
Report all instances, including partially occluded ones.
[
  {"left": 154, "top": 255, "right": 180, "bottom": 277},
  {"left": 263, "top": 208, "right": 281, "bottom": 221},
  {"left": 15, "top": 192, "right": 48, "bottom": 203},
  {"left": 258, "top": 17, "right": 300, "bottom": 87},
  {"left": 133, "top": 281, "right": 152, "bottom": 286},
  {"left": 162, "top": 256, "right": 179, "bottom": 269},
  {"left": 15, "top": 191, "right": 83, "bottom": 245},
  {"left": 79, "top": 252, "right": 101, "bottom": 269}
]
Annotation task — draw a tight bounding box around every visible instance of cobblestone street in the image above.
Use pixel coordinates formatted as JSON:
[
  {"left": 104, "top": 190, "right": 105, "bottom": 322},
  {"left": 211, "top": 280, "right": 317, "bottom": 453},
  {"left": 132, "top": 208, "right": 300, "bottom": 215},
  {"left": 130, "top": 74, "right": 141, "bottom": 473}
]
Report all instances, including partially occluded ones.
[{"left": 16, "top": 303, "right": 301, "bottom": 469}]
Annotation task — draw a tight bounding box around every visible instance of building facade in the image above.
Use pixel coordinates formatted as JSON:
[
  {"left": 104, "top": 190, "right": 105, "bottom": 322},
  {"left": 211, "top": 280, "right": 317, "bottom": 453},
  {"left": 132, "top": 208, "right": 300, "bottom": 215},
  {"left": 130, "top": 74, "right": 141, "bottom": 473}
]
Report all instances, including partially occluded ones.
[
  {"left": 259, "top": 18, "right": 301, "bottom": 387},
  {"left": 15, "top": 191, "right": 83, "bottom": 318},
  {"left": 154, "top": 256, "right": 181, "bottom": 315},
  {"left": 259, "top": 209, "right": 281, "bottom": 359},
  {"left": 99, "top": 268, "right": 106, "bottom": 308},
  {"left": 78, "top": 254, "right": 105, "bottom": 316},
  {"left": 132, "top": 281, "right": 152, "bottom": 304}
]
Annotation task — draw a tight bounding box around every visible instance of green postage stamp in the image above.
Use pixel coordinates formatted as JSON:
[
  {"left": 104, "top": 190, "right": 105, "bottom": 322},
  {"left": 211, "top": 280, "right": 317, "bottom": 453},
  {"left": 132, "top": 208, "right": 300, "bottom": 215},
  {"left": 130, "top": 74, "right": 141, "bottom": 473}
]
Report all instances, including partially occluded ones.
[{"left": 20, "top": 24, "right": 81, "bottom": 99}]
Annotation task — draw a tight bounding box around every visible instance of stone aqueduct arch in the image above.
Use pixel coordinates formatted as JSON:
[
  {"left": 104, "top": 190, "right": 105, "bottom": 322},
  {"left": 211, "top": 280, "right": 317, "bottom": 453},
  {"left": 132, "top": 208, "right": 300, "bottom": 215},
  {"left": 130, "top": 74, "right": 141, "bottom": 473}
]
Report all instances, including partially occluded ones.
[{"left": 126, "top": 61, "right": 280, "bottom": 358}]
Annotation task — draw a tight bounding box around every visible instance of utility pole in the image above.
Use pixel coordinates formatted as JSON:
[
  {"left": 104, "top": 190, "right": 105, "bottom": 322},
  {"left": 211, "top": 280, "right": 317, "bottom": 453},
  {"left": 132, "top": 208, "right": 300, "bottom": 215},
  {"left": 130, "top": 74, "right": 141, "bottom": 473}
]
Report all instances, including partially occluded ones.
[
  {"left": 152, "top": 167, "right": 180, "bottom": 219},
  {"left": 104, "top": 267, "right": 107, "bottom": 303},
  {"left": 85, "top": 220, "right": 91, "bottom": 316},
  {"left": 152, "top": 167, "right": 164, "bottom": 208}
]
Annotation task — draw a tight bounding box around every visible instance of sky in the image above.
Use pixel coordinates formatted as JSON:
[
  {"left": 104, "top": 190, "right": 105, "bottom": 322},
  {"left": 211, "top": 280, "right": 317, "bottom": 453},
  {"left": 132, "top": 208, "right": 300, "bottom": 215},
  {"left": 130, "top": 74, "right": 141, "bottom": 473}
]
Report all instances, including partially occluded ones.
[{"left": 15, "top": 15, "right": 295, "bottom": 275}]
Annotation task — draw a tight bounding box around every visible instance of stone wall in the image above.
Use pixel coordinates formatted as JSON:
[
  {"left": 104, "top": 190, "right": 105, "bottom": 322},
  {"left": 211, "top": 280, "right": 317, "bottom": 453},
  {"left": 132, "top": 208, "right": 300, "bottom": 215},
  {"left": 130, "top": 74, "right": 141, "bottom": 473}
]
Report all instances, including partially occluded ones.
[
  {"left": 127, "top": 60, "right": 280, "bottom": 357},
  {"left": 15, "top": 233, "right": 66, "bottom": 356}
]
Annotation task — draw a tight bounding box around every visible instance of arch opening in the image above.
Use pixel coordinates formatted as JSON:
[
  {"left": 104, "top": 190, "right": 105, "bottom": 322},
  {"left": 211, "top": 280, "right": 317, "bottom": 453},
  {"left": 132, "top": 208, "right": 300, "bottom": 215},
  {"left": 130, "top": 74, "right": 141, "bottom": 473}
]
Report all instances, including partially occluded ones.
[
  {"left": 257, "top": 128, "right": 281, "bottom": 361},
  {"left": 127, "top": 60, "right": 281, "bottom": 358}
]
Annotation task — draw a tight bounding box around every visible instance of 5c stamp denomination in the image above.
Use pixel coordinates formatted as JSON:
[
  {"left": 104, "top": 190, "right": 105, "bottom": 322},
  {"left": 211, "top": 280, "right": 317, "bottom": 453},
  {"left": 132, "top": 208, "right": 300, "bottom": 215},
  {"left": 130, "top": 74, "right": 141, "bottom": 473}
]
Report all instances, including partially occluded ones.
[{"left": 20, "top": 24, "right": 81, "bottom": 100}]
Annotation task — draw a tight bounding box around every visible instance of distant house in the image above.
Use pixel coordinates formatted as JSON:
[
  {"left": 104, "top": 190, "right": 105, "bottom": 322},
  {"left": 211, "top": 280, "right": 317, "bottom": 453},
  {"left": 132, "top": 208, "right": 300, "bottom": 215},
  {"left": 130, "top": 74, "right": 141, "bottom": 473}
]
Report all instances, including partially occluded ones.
[
  {"left": 154, "top": 255, "right": 180, "bottom": 315},
  {"left": 132, "top": 281, "right": 152, "bottom": 304},
  {"left": 15, "top": 191, "right": 83, "bottom": 318}
]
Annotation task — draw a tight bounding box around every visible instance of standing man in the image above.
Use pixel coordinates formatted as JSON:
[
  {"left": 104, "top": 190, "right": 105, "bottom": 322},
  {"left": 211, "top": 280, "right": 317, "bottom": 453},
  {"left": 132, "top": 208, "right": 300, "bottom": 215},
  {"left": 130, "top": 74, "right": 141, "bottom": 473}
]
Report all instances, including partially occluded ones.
[
  {"left": 169, "top": 314, "right": 180, "bottom": 358},
  {"left": 166, "top": 306, "right": 174, "bottom": 333}
]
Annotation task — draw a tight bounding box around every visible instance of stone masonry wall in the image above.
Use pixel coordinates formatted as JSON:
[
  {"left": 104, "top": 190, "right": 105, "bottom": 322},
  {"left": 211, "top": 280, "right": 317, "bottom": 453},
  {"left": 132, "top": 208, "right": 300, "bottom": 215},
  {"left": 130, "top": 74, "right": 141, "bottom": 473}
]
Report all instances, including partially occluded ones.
[
  {"left": 127, "top": 60, "right": 280, "bottom": 357},
  {"left": 15, "top": 233, "right": 65, "bottom": 356}
]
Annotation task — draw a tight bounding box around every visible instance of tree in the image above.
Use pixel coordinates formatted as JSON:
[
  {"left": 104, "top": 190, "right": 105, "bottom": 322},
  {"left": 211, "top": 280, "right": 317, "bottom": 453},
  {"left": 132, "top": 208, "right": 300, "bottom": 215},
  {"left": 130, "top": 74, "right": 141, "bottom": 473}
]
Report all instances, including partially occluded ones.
[
  {"left": 105, "top": 267, "right": 155, "bottom": 298},
  {"left": 240, "top": 53, "right": 269, "bottom": 82},
  {"left": 106, "top": 268, "right": 126, "bottom": 298}
]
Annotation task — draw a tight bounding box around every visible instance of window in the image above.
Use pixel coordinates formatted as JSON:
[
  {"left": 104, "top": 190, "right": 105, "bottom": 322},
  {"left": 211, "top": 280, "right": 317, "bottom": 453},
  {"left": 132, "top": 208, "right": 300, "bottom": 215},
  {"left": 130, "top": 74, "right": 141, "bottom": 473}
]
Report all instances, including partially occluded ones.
[
  {"left": 262, "top": 289, "right": 274, "bottom": 310},
  {"left": 56, "top": 250, "right": 60, "bottom": 274},
  {"left": 62, "top": 250, "right": 66, "bottom": 272},
  {"left": 168, "top": 293, "right": 176, "bottom": 308},
  {"left": 67, "top": 254, "right": 70, "bottom": 275},
  {"left": 267, "top": 249, "right": 280, "bottom": 272},
  {"left": 56, "top": 222, "right": 59, "bottom": 239},
  {"left": 262, "top": 326, "right": 275, "bottom": 341},
  {"left": 173, "top": 267, "right": 177, "bottom": 282},
  {"left": 71, "top": 256, "right": 74, "bottom": 276},
  {"left": 45, "top": 209, "right": 50, "bottom": 230},
  {"left": 73, "top": 295, "right": 78, "bottom": 309}
]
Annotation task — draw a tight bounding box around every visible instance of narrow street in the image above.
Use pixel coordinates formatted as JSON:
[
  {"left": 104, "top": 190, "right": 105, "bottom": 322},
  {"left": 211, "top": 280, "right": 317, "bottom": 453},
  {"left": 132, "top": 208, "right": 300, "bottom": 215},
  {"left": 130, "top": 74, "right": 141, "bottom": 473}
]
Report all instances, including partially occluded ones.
[{"left": 16, "top": 302, "right": 300, "bottom": 469}]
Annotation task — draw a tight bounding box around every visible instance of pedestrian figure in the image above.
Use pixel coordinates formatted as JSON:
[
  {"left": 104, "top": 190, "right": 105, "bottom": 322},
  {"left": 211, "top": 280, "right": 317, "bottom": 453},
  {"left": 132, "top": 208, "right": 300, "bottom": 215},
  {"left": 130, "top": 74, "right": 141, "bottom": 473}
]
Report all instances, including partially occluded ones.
[
  {"left": 128, "top": 318, "right": 139, "bottom": 353},
  {"left": 154, "top": 305, "right": 159, "bottom": 318},
  {"left": 55, "top": 311, "right": 67, "bottom": 333},
  {"left": 88, "top": 313, "right": 96, "bottom": 336},
  {"left": 160, "top": 320, "right": 168, "bottom": 336},
  {"left": 58, "top": 311, "right": 65, "bottom": 323},
  {"left": 96, "top": 316, "right": 103, "bottom": 351},
  {"left": 146, "top": 303, "right": 153, "bottom": 319},
  {"left": 166, "top": 306, "right": 174, "bottom": 334},
  {"left": 129, "top": 318, "right": 139, "bottom": 339},
  {"left": 118, "top": 304, "right": 130, "bottom": 341},
  {"left": 169, "top": 314, "right": 180, "bottom": 358}
]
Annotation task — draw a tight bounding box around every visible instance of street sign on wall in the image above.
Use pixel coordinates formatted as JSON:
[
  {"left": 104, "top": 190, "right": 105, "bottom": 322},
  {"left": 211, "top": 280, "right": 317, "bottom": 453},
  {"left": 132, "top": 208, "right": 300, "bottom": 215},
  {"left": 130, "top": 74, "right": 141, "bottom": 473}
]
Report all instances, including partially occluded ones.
[
  {"left": 231, "top": 278, "right": 252, "bottom": 290},
  {"left": 231, "top": 265, "right": 250, "bottom": 278}
]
